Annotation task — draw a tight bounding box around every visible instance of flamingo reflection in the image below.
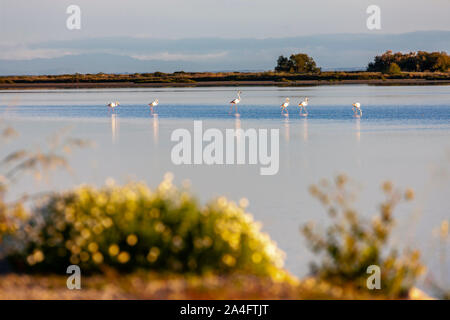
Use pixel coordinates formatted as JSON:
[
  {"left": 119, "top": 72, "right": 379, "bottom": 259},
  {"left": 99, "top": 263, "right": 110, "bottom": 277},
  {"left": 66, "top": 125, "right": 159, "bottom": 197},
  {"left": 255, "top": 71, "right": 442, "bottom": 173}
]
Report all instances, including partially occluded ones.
[
  {"left": 355, "top": 117, "right": 361, "bottom": 142},
  {"left": 111, "top": 113, "right": 118, "bottom": 143},
  {"left": 302, "top": 117, "right": 308, "bottom": 142},
  {"left": 283, "top": 114, "right": 290, "bottom": 142},
  {"left": 235, "top": 113, "right": 241, "bottom": 131},
  {"left": 152, "top": 113, "right": 159, "bottom": 145}
]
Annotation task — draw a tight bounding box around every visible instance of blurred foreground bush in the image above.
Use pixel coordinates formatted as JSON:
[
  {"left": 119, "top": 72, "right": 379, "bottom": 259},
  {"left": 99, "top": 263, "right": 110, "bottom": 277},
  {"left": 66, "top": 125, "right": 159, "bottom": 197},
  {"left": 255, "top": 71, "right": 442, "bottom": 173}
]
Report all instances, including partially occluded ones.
[
  {"left": 302, "top": 175, "right": 425, "bottom": 298},
  {"left": 5, "top": 174, "right": 287, "bottom": 280}
]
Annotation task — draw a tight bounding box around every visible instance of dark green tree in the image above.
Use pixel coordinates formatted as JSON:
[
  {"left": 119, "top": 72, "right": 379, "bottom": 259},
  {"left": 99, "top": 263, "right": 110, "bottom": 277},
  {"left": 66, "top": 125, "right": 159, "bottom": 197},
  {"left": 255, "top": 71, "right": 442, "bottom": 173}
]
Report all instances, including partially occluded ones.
[
  {"left": 275, "top": 53, "right": 321, "bottom": 73},
  {"left": 289, "top": 53, "right": 321, "bottom": 73},
  {"left": 275, "top": 55, "right": 293, "bottom": 72}
]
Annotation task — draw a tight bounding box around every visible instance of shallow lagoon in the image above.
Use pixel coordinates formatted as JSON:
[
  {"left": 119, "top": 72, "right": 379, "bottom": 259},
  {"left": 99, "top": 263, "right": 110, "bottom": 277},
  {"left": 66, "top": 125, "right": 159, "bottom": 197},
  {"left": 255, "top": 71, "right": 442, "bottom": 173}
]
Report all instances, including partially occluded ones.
[{"left": 1, "top": 85, "right": 449, "bottom": 284}]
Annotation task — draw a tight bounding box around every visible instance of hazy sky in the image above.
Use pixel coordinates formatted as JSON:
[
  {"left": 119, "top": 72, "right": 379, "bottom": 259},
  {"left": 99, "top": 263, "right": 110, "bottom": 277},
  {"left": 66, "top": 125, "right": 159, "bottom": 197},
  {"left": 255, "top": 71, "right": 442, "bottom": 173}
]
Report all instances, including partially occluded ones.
[
  {"left": 1, "top": 0, "right": 449, "bottom": 43},
  {"left": 0, "top": 0, "right": 449, "bottom": 72}
]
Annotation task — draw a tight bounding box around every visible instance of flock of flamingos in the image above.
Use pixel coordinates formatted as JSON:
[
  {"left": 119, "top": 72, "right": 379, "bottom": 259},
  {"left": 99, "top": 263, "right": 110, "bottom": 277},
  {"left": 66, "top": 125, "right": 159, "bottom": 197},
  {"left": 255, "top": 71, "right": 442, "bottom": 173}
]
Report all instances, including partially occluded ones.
[{"left": 106, "top": 90, "right": 363, "bottom": 117}]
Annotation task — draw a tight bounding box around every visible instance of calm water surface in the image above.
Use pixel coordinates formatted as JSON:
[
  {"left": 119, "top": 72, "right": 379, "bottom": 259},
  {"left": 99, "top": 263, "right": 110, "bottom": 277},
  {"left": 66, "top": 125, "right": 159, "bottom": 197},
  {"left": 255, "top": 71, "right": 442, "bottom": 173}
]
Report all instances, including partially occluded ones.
[{"left": 1, "top": 85, "right": 449, "bottom": 286}]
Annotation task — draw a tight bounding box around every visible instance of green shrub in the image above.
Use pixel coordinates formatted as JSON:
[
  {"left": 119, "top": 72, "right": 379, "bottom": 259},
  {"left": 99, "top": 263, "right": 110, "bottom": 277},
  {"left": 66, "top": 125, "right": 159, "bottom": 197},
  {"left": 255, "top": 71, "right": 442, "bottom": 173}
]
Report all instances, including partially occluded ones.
[
  {"left": 7, "top": 174, "right": 287, "bottom": 280},
  {"left": 387, "top": 63, "right": 402, "bottom": 75},
  {"left": 302, "top": 175, "right": 425, "bottom": 297}
]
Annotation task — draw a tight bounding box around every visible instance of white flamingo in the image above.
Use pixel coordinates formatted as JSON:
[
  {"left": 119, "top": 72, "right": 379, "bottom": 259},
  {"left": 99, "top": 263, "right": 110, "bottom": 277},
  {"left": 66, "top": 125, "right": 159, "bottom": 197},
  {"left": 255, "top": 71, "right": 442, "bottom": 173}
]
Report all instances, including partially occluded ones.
[
  {"left": 229, "top": 90, "right": 242, "bottom": 113},
  {"left": 280, "top": 98, "right": 290, "bottom": 114},
  {"left": 298, "top": 97, "right": 309, "bottom": 115},
  {"left": 107, "top": 101, "right": 119, "bottom": 111},
  {"left": 352, "top": 102, "right": 362, "bottom": 117},
  {"left": 149, "top": 99, "right": 159, "bottom": 113}
]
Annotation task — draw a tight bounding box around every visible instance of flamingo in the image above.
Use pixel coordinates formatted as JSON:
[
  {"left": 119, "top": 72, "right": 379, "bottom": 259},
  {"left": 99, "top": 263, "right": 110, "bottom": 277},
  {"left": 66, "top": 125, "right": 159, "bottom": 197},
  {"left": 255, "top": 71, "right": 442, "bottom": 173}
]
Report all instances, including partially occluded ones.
[
  {"left": 107, "top": 101, "right": 119, "bottom": 111},
  {"left": 352, "top": 102, "right": 362, "bottom": 117},
  {"left": 298, "top": 97, "right": 309, "bottom": 116},
  {"left": 149, "top": 99, "right": 159, "bottom": 113},
  {"left": 229, "top": 90, "right": 242, "bottom": 113},
  {"left": 280, "top": 98, "right": 290, "bottom": 114}
]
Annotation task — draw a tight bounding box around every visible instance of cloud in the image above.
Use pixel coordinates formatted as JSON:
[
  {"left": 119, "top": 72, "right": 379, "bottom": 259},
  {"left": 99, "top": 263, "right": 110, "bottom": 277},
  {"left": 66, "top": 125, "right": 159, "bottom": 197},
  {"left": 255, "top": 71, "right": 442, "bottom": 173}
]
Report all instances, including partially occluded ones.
[
  {"left": 130, "top": 51, "right": 228, "bottom": 61},
  {"left": 0, "top": 40, "right": 230, "bottom": 63},
  {"left": 0, "top": 43, "right": 77, "bottom": 60},
  {"left": 1, "top": 31, "right": 449, "bottom": 74}
]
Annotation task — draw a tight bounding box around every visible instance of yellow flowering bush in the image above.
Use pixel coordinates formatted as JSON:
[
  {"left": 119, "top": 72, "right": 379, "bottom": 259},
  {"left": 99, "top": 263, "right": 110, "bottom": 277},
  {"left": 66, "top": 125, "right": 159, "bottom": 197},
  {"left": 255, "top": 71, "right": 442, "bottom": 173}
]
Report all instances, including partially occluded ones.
[
  {"left": 7, "top": 174, "right": 287, "bottom": 280},
  {"left": 0, "top": 201, "right": 28, "bottom": 249},
  {"left": 302, "top": 175, "right": 425, "bottom": 298},
  {"left": 0, "top": 122, "right": 89, "bottom": 258}
]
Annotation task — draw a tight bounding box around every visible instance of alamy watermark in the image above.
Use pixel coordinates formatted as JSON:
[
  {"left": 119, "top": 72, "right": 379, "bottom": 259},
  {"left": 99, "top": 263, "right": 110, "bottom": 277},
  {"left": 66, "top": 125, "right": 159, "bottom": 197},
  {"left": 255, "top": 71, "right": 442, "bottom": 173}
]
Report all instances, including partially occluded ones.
[
  {"left": 170, "top": 121, "right": 280, "bottom": 175},
  {"left": 366, "top": 265, "right": 381, "bottom": 290},
  {"left": 66, "top": 5, "right": 81, "bottom": 30},
  {"left": 66, "top": 265, "right": 81, "bottom": 290},
  {"left": 366, "top": 5, "right": 381, "bottom": 30}
]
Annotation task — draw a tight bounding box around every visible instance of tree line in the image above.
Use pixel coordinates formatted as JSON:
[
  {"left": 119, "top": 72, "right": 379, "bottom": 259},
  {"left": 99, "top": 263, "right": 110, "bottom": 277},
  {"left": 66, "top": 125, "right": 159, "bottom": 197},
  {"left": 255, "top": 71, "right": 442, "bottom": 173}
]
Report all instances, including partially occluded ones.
[
  {"left": 274, "top": 51, "right": 449, "bottom": 74},
  {"left": 367, "top": 51, "right": 450, "bottom": 73}
]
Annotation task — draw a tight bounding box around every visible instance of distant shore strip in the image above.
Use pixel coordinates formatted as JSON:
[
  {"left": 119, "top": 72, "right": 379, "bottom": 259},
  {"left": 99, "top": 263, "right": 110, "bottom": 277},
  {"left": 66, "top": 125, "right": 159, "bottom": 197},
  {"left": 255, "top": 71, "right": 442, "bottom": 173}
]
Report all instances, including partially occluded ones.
[{"left": 0, "top": 71, "right": 449, "bottom": 90}]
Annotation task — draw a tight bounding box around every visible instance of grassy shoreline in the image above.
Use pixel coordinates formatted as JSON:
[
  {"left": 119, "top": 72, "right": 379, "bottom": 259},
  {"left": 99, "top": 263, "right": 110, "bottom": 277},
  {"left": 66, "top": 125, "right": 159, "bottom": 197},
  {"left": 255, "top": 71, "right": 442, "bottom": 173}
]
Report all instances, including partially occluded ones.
[{"left": 0, "top": 71, "right": 449, "bottom": 90}]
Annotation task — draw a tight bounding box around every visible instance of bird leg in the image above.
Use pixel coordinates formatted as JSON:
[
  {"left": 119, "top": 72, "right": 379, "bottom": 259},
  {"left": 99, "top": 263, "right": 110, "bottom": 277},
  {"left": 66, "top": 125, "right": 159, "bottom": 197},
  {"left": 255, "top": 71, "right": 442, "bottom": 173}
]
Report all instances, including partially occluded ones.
[
  {"left": 302, "top": 106, "right": 308, "bottom": 115},
  {"left": 299, "top": 106, "right": 306, "bottom": 115}
]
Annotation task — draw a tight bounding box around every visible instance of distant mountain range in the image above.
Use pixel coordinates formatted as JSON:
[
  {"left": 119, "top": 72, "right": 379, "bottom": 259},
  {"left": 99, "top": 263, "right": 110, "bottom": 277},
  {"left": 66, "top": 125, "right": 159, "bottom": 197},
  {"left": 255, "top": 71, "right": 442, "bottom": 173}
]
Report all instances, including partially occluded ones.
[{"left": 1, "top": 31, "right": 449, "bottom": 75}]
